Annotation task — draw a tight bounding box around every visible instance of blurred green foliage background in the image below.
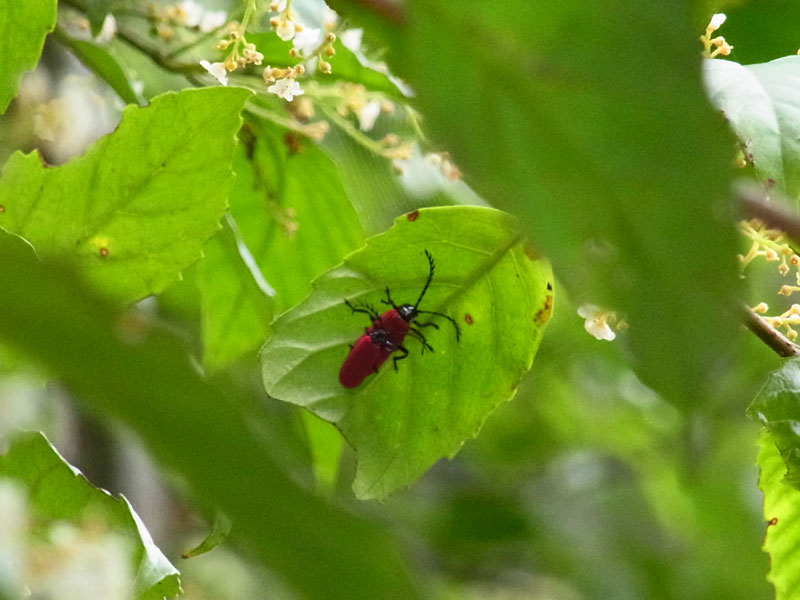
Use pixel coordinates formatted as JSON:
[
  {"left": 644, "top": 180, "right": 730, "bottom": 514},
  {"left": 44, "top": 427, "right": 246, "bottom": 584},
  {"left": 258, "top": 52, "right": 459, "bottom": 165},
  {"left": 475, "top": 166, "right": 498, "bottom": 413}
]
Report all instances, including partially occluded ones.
[{"left": 1, "top": 0, "right": 797, "bottom": 598}]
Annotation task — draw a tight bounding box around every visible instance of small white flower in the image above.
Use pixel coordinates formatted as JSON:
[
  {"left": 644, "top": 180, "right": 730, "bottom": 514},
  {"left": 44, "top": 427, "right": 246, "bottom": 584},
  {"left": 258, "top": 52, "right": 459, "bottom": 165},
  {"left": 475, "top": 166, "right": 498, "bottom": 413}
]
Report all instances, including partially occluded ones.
[
  {"left": 200, "top": 60, "right": 228, "bottom": 85},
  {"left": 359, "top": 100, "right": 381, "bottom": 131},
  {"left": 267, "top": 78, "right": 303, "bottom": 101},
  {"left": 276, "top": 18, "right": 295, "bottom": 41},
  {"left": 293, "top": 27, "right": 321, "bottom": 55},
  {"left": 95, "top": 14, "right": 117, "bottom": 44},
  {"left": 577, "top": 304, "right": 616, "bottom": 341},
  {"left": 200, "top": 10, "right": 227, "bottom": 32},
  {"left": 709, "top": 13, "right": 726, "bottom": 30},
  {"left": 322, "top": 7, "right": 339, "bottom": 29}
]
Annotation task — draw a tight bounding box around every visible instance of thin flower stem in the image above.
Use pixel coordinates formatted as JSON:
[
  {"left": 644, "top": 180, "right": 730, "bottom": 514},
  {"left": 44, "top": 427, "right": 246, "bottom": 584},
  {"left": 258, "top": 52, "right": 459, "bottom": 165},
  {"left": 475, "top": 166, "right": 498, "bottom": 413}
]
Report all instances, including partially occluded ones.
[{"left": 244, "top": 101, "right": 315, "bottom": 135}]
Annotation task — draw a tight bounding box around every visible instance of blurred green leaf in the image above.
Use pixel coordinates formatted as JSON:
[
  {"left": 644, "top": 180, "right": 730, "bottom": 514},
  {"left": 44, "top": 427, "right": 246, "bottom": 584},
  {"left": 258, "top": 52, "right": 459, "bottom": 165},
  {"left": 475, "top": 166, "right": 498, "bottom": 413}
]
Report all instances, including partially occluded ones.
[
  {"left": 182, "top": 511, "right": 232, "bottom": 559},
  {"left": 0, "top": 231, "right": 422, "bottom": 600},
  {"left": 54, "top": 28, "right": 143, "bottom": 105},
  {"left": 260, "top": 206, "right": 554, "bottom": 498},
  {"left": 334, "top": 0, "right": 740, "bottom": 406},
  {"left": 0, "top": 87, "right": 250, "bottom": 302},
  {"left": 0, "top": 1, "right": 57, "bottom": 113},
  {"left": 198, "top": 217, "right": 274, "bottom": 371},
  {"left": 704, "top": 56, "right": 800, "bottom": 201},
  {"left": 0, "top": 431, "right": 180, "bottom": 600},
  {"left": 748, "top": 356, "right": 800, "bottom": 490},
  {"left": 757, "top": 430, "right": 798, "bottom": 600},
  {"left": 301, "top": 410, "right": 344, "bottom": 493}
]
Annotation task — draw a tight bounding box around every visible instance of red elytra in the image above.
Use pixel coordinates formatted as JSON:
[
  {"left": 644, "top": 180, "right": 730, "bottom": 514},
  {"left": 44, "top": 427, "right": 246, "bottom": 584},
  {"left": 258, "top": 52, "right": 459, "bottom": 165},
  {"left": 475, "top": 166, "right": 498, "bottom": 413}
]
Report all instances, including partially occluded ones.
[{"left": 339, "top": 250, "right": 460, "bottom": 388}]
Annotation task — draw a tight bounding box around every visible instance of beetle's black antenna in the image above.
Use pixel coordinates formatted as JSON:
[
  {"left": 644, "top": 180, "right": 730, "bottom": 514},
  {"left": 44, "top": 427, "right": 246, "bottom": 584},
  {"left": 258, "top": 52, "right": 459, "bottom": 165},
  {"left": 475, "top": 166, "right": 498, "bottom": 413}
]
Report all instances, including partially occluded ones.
[{"left": 414, "top": 250, "right": 436, "bottom": 308}]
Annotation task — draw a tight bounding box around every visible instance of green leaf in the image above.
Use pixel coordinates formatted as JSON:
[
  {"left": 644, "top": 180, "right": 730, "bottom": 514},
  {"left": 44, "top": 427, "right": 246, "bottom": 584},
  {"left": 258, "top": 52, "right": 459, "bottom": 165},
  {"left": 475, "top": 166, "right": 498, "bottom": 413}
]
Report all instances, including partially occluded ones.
[
  {"left": 343, "top": 0, "right": 740, "bottom": 406},
  {"left": 0, "top": 87, "right": 251, "bottom": 302},
  {"left": 181, "top": 512, "right": 232, "bottom": 559},
  {"left": 704, "top": 56, "right": 800, "bottom": 201},
  {"left": 302, "top": 410, "right": 344, "bottom": 493},
  {"left": 54, "top": 28, "right": 143, "bottom": 106},
  {"left": 757, "top": 430, "right": 798, "bottom": 599},
  {"left": 198, "top": 216, "right": 274, "bottom": 371},
  {"left": 228, "top": 120, "right": 365, "bottom": 314},
  {"left": 748, "top": 356, "right": 800, "bottom": 489},
  {"left": 260, "top": 206, "right": 554, "bottom": 498},
  {"left": 0, "top": 1, "right": 57, "bottom": 114},
  {"left": 0, "top": 231, "right": 422, "bottom": 600},
  {"left": 0, "top": 431, "right": 180, "bottom": 600},
  {"left": 326, "top": 39, "right": 405, "bottom": 98}
]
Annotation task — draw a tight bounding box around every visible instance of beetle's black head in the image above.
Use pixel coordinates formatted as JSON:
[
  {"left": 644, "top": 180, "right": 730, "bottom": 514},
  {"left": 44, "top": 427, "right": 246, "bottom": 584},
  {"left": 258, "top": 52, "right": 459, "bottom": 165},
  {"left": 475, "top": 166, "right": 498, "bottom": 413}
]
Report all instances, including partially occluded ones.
[{"left": 397, "top": 304, "right": 417, "bottom": 322}]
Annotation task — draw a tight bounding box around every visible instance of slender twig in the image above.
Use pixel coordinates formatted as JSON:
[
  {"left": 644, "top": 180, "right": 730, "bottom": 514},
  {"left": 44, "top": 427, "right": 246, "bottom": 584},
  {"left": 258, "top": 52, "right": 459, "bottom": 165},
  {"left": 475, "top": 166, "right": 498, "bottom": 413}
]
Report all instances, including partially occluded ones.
[
  {"left": 737, "top": 183, "right": 800, "bottom": 247},
  {"left": 113, "top": 28, "right": 202, "bottom": 73},
  {"left": 737, "top": 302, "right": 800, "bottom": 357}
]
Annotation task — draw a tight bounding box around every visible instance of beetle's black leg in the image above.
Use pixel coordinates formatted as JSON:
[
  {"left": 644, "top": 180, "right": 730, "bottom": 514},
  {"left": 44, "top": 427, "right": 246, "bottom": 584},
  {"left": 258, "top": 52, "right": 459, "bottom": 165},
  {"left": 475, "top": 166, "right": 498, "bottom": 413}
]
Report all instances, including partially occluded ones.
[
  {"left": 416, "top": 309, "right": 461, "bottom": 341},
  {"left": 345, "top": 298, "right": 381, "bottom": 321},
  {"left": 392, "top": 345, "right": 409, "bottom": 371},
  {"left": 381, "top": 286, "right": 400, "bottom": 310},
  {"left": 409, "top": 328, "right": 435, "bottom": 354},
  {"left": 414, "top": 320, "right": 440, "bottom": 331}
]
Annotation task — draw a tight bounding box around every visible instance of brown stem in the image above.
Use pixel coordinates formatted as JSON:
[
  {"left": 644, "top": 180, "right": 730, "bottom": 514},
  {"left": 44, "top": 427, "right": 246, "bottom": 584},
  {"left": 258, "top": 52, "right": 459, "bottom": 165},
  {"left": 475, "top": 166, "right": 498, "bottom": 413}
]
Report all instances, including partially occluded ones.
[{"left": 738, "top": 302, "right": 800, "bottom": 358}]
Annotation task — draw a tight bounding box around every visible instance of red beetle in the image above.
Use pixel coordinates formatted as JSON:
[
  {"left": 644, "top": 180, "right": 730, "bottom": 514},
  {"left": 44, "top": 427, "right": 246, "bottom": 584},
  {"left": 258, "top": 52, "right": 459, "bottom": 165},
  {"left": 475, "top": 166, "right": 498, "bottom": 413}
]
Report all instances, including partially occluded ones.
[{"left": 339, "top": 250, "right": 461, "bottom": 388}]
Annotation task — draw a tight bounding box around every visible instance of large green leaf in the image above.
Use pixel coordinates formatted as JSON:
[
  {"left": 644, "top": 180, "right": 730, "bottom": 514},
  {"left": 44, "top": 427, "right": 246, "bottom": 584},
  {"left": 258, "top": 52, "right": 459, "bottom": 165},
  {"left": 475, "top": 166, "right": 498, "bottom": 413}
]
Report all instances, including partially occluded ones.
[
  {"left": 757, "top": 430, "right": 799, "bottom": 600},
  {"left": 0, "top": 231, "right": 422, "bottom": 600},
  {"left": 704, "top": 56, "right": 800, "bottom": 202},
  {"left": 0, "top": 87, "right": 250, "bottom": 302},
  {"left": 330, "top": 0, "right": 740, "bottom": 407},
  {"left": 260, "top": 206, "right": 554, "bottom": 498},
  {"left": 748, "top": 357, "right": 800, "bottom": 490},
  {"left": 0, "top": 2, "right": 57, "bottom": 113},
  {"left": 0, "top": 431, "right": 180, "bottom": 600},
  {"left": 228, "top": 120, "right": 365, "bottom": 314}
]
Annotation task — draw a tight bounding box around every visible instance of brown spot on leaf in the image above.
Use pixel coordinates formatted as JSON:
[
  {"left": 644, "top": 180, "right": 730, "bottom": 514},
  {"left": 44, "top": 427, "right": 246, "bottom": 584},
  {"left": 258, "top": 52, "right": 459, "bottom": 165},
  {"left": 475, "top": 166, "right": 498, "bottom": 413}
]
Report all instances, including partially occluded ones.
[
  {"left": 534, "top": 294, "right": 554, "bottom": 325},
  {"left": 524, "top": 245, "right": 539, "bottom": 260},
  {"left": 464, "top": 314, "right": 474, "bottom": 325},
  {"left": 407, "top": 210, "right": 419, "bottom": 221},
  {"left": 0, "top": 205, "right": 5, "bottom": 213},
  {"left": 99, "top": 247, "right": 109, "bottom": 257}
]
